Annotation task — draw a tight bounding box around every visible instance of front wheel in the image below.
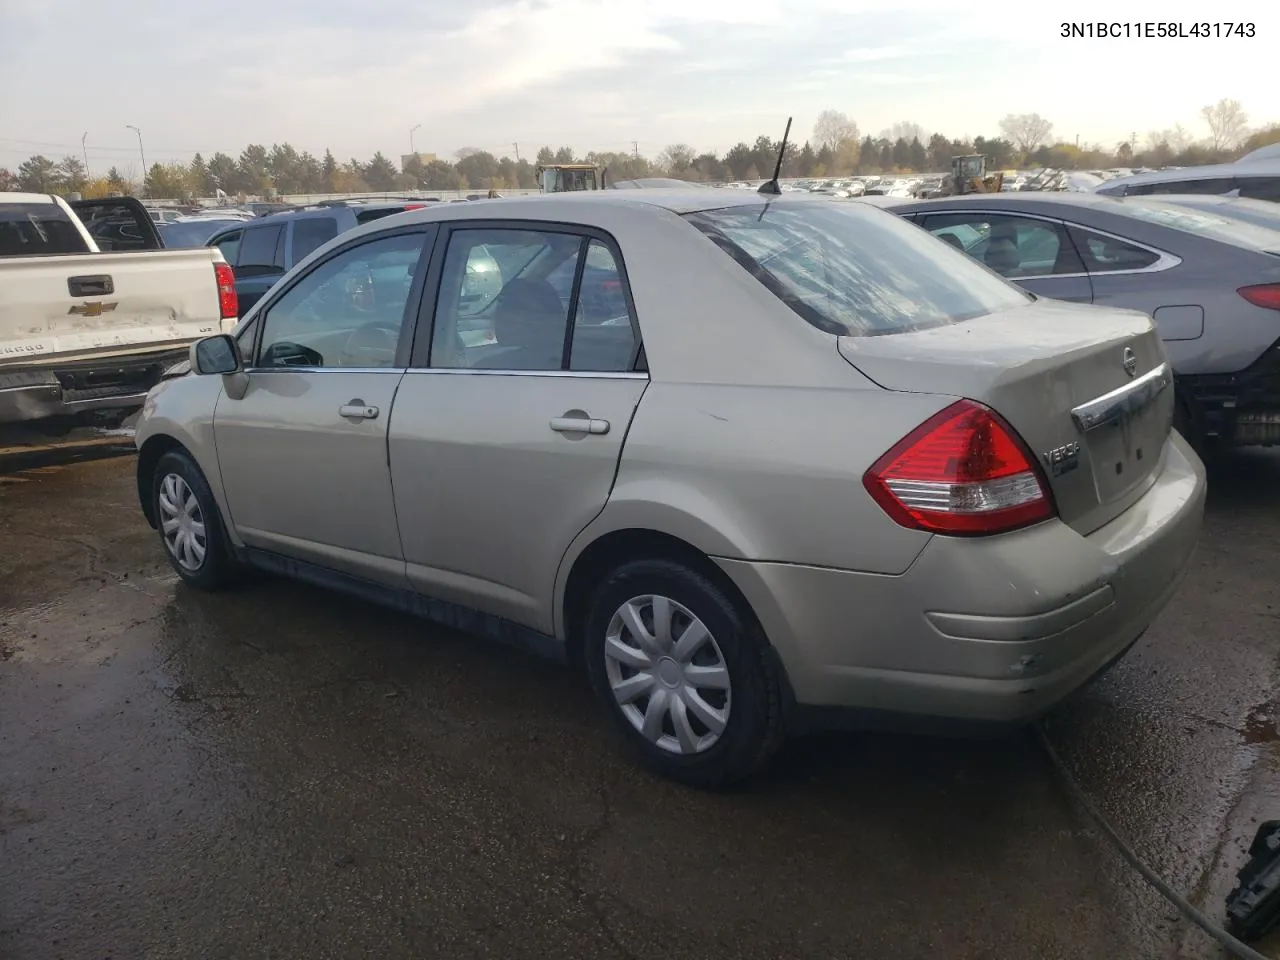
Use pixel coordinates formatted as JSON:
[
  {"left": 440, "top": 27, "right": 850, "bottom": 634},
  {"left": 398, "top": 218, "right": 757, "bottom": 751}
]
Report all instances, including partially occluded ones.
[
  {"left": 583, "top": 558, "right": 785, "bottom": 788},
  {"left": 152, "top": 450, "right": 237, "bottom": 590}
]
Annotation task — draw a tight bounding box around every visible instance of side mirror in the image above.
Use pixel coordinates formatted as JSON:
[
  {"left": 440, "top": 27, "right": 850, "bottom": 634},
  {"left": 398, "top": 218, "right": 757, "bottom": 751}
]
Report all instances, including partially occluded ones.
[{"left": 190, "top": 334, "right": 243, "bottom": 375}]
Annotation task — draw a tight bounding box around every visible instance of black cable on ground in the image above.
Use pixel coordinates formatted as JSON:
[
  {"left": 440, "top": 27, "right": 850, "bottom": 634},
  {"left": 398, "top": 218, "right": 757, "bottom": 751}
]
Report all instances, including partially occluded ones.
[{"left": 1035, "top": 723, "right": 1273, "bottom": 960}]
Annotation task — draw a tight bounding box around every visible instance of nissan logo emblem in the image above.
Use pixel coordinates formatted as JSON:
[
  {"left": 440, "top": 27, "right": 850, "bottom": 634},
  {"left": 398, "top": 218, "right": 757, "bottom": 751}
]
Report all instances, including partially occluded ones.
[{"left": 1122, "top": 346, "right": 1138, "bottom": 378}]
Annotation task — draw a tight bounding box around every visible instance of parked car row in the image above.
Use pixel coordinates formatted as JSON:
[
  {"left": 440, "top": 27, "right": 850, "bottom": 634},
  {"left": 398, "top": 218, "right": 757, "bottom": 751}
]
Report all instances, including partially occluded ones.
[{"left": 136, "top": 187, "right": 1207, "bottom": 786}]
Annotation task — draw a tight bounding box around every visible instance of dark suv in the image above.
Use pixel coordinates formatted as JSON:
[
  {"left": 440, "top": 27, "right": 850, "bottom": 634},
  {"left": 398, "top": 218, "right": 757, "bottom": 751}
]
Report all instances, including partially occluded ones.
[{"left": 206, "top": 200, "right": 428, "bottom": 317}]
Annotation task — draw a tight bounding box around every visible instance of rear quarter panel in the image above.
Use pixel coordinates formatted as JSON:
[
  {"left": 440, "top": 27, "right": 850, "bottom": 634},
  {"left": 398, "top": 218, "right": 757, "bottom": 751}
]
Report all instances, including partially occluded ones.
[
  {"left": 1076, "top": 215, "right": 1280, "bottom": 375},
  {"left": 570, "top": 380, "right": 945, "bottom": 572}
]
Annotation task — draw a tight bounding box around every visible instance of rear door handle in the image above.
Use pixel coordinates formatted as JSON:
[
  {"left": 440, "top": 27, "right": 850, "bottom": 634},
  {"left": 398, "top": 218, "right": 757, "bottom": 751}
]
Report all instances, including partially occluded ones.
[
  {"left": 339, "top": 402, "right": 379, "bottom": 420},
  {"left": 550, "top": 416, "right": 610, "bottom": 435}
]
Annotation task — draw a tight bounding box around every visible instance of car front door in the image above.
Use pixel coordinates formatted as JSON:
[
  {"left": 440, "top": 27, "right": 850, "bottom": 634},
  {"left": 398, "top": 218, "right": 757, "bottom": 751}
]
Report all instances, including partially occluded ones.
[
  {"left": 213, "top": 224, "right": 437, "bottom": 585},
  {"left": 389, "top": 224, "right": 647, "bottom": 633},
  {"left": 917, "top": 211, "right": 1094, "bottom": 302}
]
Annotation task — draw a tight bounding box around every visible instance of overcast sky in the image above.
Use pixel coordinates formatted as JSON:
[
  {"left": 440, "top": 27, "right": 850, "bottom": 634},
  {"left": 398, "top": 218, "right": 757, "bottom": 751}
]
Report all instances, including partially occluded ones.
[{"left": 1, "top": 0, "right": 1274, "bottom": 171}]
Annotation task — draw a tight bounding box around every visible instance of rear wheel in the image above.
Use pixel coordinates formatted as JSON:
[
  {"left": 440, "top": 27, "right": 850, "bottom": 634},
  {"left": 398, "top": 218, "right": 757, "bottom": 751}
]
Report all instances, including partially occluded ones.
[
  {"left": 583, "top": 558, "right": 785, "bottom": 788},
  {"left": 153, "top": 450, "right": 236, "bottom": 590}
]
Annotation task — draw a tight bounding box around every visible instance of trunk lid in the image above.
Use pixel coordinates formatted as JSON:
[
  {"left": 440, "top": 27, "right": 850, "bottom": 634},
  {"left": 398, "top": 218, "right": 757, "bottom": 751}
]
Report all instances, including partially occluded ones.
[{"left": 838, "top": 299, "right": 1174, "bottom": 535}]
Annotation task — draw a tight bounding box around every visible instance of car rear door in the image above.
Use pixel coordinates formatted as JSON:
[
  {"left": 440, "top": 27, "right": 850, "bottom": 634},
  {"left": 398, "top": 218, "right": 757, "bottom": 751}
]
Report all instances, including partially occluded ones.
[
  {"left": 212, "top": 224, "right": 437, "bottom": 585},
  {"left": 388, "top": 223, "right": 647, "bottom": 634},
  {"left": 915, "top": 211, "right": 1094, "bottom": 302}
]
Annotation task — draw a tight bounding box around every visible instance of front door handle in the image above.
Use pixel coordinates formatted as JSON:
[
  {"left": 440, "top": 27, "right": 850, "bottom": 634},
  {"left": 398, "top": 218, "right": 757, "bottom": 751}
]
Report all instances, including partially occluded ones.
[
  {"left": 550, "top": 416, "right": 610, "bottom": 435},
  {"left": 339, "top": 401, "right": 379, "bottom": 420}
]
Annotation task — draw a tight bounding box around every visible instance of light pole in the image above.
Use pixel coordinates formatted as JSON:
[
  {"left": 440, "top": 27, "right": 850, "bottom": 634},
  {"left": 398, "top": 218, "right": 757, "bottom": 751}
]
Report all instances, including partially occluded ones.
[
  {"left": 410, "top": 124, "right": 422, "bottom": 157},
  {"left": 126, "top": 125, "right": 147, "bottom": 195},
  {"left": 81, "top": 132, "right": 91, "bottom": 181}
]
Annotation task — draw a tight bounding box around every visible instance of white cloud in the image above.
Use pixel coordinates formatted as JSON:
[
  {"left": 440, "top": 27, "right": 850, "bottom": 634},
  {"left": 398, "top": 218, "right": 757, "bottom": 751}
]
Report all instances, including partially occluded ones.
[{"left": 0, "top": 0, "right": 1275, "bottom": 166}]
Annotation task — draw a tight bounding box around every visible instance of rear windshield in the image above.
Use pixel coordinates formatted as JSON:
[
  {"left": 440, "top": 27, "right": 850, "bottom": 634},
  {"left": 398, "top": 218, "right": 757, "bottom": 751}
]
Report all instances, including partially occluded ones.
[
  {"left": 1120, "top": 199, "right": 1280, "bottom": 252},
  {"left": 1133, "top": 197, "right": 1280, "bottom": 234},
  {"left": 0, "top": 203, "right": 90, "bottom": 256},
  {"left": 159, "top": 219, "right": 243, "bottom": 249},
  {"left": 685, "top": 201, "right": 1031, "bottom": 336}
]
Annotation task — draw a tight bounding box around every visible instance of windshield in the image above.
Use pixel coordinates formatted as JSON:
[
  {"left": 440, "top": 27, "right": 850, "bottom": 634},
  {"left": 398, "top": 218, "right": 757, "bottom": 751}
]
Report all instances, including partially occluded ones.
[
  {"left": 1138, "top": 197, "right": 1280, "bottom": 235},
  {"left": 159, "top": 219, "right": 244, "bottom": 249},
  {"left": 685, "top": 201, "right": 1031, "bottom": 336},
  {"left": 1120, "top": 198, "right": 1280, "bottom": 252}
]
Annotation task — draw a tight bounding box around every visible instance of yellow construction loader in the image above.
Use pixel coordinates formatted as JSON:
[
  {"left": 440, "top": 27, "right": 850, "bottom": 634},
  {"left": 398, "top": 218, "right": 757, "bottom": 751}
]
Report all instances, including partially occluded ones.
[{"left": 943, "top": 155, "right": 1005, "bottom": 196}]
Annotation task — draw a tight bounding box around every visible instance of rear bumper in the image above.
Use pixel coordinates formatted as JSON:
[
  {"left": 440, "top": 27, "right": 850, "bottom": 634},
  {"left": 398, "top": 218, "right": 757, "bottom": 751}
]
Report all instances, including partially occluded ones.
[
  {"left": 1180, "top": 335, "right": 1280, "bottom": 445},
  {"left": 716, "top": 432, "right": 1207, "bottom": 726},
  {"left": 0, "top": 348, "right": 189, "bottom": 424}
]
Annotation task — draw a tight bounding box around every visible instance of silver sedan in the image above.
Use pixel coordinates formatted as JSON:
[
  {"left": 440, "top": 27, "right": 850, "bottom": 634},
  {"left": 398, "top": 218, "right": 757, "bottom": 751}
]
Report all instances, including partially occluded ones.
[
  {"left": 871, "top": 192, "right": 1280, "bottom": 450},
  {"left": 133, "top": 191, "right": 1206, "bottom": 786}
]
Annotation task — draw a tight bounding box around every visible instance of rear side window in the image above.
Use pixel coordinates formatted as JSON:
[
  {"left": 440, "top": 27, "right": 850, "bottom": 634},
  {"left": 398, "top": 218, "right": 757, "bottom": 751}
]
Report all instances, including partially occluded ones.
[
  {"left": 1238, "top": 177, "right": 1280, "bottom": 202},
  {"left": 1129, "top": 177, "right": 1237, "bottom": 197},
  {"left": 686, "top": 202, "right": 1030, "bottom": 337},
  {"left": 1067, "top": 227, "right": 1161, "bottom": 273},
  {"left": 213, "top": 229, "right": 243, "bottom": 265},
  {"left": 356, "top": 207, "right": 414, "bottom": 225},
  {"left": 0, "top": 203, "right": 89, "bottom": 256},
  {"left": 236, "top": 224, "right": 286, "bottom": 277},
  {"left": 291, "top": 217, "right": 339, "bottom": 262}
]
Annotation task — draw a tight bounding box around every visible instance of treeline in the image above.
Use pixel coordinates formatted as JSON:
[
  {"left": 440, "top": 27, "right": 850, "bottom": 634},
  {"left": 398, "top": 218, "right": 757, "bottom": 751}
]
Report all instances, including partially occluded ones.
[{"left": 4, "top": 109, "right": 1277, "bottom": 201}]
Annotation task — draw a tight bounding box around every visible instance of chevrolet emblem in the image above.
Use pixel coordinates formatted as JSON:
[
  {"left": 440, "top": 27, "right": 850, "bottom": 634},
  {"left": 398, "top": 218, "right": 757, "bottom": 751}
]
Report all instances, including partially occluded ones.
[{"left": 68, "top": 301, "right": 118, "bottom": 317}]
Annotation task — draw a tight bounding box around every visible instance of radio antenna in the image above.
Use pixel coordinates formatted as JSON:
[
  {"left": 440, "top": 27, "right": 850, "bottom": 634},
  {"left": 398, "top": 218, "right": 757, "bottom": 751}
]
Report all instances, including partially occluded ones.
[{"left": 757, "top": 117, "right": 792, "bottom": 196}]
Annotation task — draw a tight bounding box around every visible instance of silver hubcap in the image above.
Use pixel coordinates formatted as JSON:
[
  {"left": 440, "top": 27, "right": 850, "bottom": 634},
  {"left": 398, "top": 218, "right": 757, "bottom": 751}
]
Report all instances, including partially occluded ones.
[
  {"left": 158, "top": 473, "right": 206, "bottom": 572},
  {"left": 603, "top": 594, "right": 731, "bottom": 755}
]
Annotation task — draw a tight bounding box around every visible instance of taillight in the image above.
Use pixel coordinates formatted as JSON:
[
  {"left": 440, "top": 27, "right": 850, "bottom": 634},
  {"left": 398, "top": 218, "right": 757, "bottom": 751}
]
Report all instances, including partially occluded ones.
[
  {"left": 403, "top": 203, "right": 426, "bottom": 211},
  {"left": 1239, "top": 283, "right": 1280, "bottom": 311},
  {"left": 862, "top": 400, "right": 1055, "bottom": 536},
  {"left": 214, "top": 261, "right": 238, "bottom": 319}
]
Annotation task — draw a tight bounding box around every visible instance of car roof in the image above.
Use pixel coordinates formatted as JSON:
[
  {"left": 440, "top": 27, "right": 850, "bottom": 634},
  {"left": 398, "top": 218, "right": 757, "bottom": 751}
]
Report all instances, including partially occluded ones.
[
  {"left": 885, "top": 192, "right": 1136, "bottom": 213},
  {"left": 391, "top": 188, "right": 800, "bottom": 220},
  {"left": 1, "top": 192, "right": 62, "bottom": 206},
  {"left": 1098, "top": 159, "right": 1280, "bottom": 191}
]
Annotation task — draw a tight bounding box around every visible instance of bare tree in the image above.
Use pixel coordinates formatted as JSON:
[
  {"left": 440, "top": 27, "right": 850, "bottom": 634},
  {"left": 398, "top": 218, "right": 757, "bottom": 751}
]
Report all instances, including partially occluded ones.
[
  {"left": 1168, "top": 123, "right": 1193, "bottom": 153},
  {"left": 813, "top": 110, "right": 859, "bottom": 152},
  {"left": 1201, "top": 99, "right": 1249, "bottom": 150},
  {"left": 880, "top": 121, "right": 928, "bottom": 145},
  {"left": 998, "top": 113, "right": 1054, "bottom": 155},
  {"left": 656, "top": 143, "right": 696, "bottom": 175}
]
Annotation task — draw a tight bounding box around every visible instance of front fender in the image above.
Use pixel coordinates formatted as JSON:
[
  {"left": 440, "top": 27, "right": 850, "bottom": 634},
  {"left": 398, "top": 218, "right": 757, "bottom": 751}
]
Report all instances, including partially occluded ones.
[{"left": 134, "top": 374, "right": 239, "bottom": 546}]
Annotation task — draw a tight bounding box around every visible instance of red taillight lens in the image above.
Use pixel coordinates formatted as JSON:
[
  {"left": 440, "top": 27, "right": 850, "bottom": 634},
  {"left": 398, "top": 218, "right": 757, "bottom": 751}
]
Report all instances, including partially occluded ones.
[
  {"left": 214, "top": 261, "right": 238, "bottom": 319},
  {"left": 1239, "top": 284, "right": 1280, "bottom": 311},
  {"left": 862, "top": 400, "right": 1055, "bottom": 536},
  {"left": 402, "top": 203, "right": 426, "bottom": 211}
]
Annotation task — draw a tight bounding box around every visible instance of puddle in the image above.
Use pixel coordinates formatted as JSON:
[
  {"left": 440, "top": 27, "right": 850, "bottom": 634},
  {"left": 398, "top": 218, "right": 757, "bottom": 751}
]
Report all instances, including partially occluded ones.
[{"left": 1244, "top": 703, "right": 1279, "bottom": 744}]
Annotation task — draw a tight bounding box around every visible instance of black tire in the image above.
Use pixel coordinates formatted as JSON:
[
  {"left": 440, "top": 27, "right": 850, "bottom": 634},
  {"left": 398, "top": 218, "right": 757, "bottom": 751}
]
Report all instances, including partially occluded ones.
[
  {"left": 583, "top": 558, "right": 785, "bottom": 788},
  {"left": 152, "top": 449, "right": 237, "bottom": 590}
]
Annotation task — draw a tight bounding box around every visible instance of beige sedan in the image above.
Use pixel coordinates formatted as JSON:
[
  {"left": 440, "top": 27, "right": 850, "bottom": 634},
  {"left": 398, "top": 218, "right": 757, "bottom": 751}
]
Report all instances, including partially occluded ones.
[{"left": 134, "top": 190, "right": 1206, "bottom": 786}]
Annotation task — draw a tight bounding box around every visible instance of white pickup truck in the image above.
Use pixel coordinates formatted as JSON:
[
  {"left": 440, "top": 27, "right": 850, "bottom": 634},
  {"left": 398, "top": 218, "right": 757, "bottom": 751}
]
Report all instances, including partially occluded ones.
[{"left": 0, "top": 192, "right": 237, "bottom": 434}]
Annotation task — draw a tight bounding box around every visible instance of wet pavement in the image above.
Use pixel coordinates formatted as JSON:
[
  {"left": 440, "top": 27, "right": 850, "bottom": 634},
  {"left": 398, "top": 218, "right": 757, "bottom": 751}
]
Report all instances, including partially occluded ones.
[{"left": 1, "top": 444, "right": 1278, "bottom": 960}]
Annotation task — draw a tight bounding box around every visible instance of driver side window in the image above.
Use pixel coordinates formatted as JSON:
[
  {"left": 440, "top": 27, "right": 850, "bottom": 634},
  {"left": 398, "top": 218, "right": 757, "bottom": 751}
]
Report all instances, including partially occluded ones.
[{"left": 256, "top": 232, "right": 427, "bottom": 369}]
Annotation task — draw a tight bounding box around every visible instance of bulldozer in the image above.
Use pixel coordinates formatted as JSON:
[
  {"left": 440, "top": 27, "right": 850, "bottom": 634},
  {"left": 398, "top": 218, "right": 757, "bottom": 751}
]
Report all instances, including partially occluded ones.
[
  {"left": 942, "top": 155, "right": 1005, "bottom": 196},
  {"left": 536, "top": 163, "right": 602, "bottom": 193}
]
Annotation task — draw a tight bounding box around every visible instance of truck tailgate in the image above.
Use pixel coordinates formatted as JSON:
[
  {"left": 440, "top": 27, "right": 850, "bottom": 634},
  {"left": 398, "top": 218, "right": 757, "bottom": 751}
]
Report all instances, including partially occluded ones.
[{"left": 0, "top": 248, "right": 229, "bottom": 366}]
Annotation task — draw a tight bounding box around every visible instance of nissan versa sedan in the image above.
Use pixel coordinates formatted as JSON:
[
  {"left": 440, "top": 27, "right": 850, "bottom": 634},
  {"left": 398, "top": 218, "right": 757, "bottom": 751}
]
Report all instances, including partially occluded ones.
[
  {"left": 133, "top": 191, "right": 1206, "bottom": 786},
  {"left": 869, "top": 192, "right": 1280, "bottom": 450}
]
